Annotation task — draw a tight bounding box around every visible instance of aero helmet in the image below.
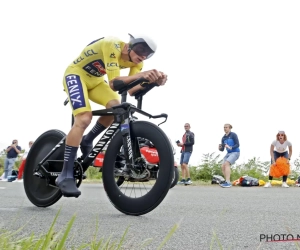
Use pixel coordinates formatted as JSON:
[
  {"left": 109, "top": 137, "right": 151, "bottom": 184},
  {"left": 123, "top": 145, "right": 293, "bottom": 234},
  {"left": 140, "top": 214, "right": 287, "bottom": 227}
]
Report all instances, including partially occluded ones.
[{"left": 128, "top": 33, "right": 157, "bottom": 59}]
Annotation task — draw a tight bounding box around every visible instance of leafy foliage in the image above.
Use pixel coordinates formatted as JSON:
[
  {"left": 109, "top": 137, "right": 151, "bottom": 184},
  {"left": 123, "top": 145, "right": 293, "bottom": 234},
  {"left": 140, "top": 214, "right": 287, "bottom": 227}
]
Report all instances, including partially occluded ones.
[{"left": 180, "top": 152, "right": 300, "bottom": 182}]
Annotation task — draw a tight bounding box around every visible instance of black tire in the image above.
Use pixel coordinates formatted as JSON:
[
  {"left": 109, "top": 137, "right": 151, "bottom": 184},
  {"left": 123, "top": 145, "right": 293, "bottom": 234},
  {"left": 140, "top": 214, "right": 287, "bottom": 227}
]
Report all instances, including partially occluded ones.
[
  {"left": 23, "top": 129, "right": 65, "bottom": 207},
  {"left": 170, "top": 167, "right": 179, "bottom": 189},
  {"left": 102, "top": 121, "right": 174, "bottom": 216}
]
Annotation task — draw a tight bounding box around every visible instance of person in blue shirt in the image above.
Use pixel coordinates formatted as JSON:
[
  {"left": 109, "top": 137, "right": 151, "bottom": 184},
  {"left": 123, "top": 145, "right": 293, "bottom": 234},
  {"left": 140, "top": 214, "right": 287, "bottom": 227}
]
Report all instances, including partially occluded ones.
[{"left": 218, "top": 124, "right": 240, "bottom": 188}]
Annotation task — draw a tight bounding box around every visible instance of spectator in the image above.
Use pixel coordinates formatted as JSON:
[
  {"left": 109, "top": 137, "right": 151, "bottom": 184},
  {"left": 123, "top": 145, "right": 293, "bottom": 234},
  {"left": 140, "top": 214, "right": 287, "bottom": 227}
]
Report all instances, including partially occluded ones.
[
  {"left": 13, "top": 141, "right": 34, "bottom": 182},
  {"left": 1, "top": 140, "right": 21, "bottom": 181},
  {"left": 177, "top": 123, "right": 195, "bottom": 185},
  {"left": 218, "top": 124, "right": 240, "bottom": 188},
  {"left": 264, "top": 130, "right": 292, "bottom": 188}
]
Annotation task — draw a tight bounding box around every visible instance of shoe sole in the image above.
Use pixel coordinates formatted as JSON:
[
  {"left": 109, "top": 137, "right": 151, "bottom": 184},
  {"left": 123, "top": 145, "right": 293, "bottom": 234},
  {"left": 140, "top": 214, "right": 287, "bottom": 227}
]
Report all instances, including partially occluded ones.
[{"left": 62, "top": 192, "right": 81, "bottom": 198}]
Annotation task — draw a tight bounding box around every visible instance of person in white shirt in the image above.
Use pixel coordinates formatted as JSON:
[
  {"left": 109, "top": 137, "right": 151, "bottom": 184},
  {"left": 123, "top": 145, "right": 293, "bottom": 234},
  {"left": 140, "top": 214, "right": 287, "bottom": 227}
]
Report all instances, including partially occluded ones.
[{"left": 264, "top": 131, "right": 292, "bottom": 188}]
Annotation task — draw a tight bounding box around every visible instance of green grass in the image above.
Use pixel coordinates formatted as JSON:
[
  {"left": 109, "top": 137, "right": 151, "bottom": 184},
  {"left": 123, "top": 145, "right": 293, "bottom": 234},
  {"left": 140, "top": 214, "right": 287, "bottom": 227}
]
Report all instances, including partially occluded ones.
[{"left": 0, "top": 208, "right": 179, "bottom": 250}]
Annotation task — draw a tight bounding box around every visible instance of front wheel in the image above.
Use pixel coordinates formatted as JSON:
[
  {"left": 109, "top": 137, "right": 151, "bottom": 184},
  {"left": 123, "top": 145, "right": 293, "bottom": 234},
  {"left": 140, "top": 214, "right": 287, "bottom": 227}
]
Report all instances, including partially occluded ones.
[{"left": 102, "top": 121, "right": 174, "bottom": 216}]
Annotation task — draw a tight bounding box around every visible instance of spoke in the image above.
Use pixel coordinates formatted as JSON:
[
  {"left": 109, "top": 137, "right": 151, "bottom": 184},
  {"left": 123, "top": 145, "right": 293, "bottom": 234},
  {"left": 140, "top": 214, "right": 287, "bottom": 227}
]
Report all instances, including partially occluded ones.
[{"left": 114, "top": 137, "right": 161, "bottom": 198}]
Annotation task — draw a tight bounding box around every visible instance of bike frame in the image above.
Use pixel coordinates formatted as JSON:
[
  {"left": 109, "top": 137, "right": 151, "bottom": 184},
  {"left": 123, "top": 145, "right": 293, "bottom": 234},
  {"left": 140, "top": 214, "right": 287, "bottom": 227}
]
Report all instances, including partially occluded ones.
[{"left": 35, "top": 80, "right": 167, "bottom": 178}]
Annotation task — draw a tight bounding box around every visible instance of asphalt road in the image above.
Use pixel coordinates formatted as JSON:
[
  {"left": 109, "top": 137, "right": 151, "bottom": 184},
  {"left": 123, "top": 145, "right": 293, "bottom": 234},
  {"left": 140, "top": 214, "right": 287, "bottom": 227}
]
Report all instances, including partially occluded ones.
[{"left": 1, "top": 181, "right": 300, "bottom": 250}]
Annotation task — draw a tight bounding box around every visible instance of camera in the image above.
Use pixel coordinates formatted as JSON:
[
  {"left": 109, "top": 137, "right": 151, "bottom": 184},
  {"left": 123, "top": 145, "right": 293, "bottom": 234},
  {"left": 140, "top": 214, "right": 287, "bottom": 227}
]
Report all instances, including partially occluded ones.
[{"left": 176, "top": 140, "right": 180, "bottom": 144}]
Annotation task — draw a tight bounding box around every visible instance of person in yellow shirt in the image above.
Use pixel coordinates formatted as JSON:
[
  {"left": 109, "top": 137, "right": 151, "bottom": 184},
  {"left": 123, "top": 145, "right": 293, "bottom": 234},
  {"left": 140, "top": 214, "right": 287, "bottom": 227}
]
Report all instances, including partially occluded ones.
[{"left": 56, "top": 33, "right": 168, "bottom": 197}]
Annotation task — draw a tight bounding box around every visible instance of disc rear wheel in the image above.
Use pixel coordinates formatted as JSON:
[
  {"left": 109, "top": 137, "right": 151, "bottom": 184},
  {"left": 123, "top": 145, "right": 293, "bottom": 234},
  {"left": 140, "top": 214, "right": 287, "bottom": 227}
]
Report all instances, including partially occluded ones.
[{"left": 23, "top": 129, "right": 65, "bottom": 207}]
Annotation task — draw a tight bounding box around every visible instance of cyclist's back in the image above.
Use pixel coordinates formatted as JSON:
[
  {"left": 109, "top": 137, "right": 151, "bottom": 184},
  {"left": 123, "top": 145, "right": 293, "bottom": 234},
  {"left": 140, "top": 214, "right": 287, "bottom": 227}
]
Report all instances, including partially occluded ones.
[{"left": 67, "top": 36, "right": 143, "bottom": 86}]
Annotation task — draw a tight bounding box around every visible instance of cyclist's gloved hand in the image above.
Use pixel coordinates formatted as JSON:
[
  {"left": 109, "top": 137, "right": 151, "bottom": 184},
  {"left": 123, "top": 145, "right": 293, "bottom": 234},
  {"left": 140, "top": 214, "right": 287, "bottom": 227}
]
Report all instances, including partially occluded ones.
[
  {"left": 141, "top": 69, "right": 162, "bottom": 83},
  {"left": 157, "top": 72, "right": 168, "bottom": 86}
]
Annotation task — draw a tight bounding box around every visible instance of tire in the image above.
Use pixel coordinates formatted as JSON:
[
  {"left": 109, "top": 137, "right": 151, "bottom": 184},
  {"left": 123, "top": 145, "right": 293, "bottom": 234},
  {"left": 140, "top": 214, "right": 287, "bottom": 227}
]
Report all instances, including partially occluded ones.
[
  {"left": 170, "top": 167, "right": 179, "bottom": 189},
  {"left": 102, "top": 121, "right": 174, "bottom": 216},
  {"left": 23, "top": 129, "right": 65, "bottom": 207}
]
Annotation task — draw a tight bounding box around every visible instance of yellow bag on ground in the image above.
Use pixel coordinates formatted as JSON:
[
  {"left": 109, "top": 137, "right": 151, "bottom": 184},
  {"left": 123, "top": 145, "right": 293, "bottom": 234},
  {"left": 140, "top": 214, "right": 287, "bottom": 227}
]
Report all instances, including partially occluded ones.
[{"left": 270, "top": 178, "right": 295, "bottom": 186}]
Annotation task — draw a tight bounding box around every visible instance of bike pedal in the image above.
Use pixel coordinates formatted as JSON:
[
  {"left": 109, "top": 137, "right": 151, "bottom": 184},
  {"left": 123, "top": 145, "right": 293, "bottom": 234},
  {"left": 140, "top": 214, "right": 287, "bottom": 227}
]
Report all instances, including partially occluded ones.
[{"left": 33, "top": 172, "right": 43, "bottom": 178}]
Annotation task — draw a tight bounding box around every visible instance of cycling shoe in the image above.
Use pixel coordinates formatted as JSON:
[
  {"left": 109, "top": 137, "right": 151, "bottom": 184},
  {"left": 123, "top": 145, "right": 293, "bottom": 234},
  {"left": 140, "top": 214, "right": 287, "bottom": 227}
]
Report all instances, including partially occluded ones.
[{"left": 55, "top": 177, "right": 81, "bottom": 198}]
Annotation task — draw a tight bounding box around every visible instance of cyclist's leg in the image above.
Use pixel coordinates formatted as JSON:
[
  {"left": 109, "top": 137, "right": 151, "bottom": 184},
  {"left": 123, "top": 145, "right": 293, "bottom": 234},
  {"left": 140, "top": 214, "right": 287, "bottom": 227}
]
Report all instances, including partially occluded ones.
[
  {"left": 80, "top": 80, "right": 120, "bottom": 149},
  {"left": 57, "top": 73, "right": 93, "bottom": 197}
]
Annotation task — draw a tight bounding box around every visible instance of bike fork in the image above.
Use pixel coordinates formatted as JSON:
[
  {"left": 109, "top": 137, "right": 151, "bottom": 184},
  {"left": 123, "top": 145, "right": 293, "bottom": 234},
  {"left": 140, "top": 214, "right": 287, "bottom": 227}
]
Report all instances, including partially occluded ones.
[{"left": 120, "top": 119, "right": 141, "bottom": 171}]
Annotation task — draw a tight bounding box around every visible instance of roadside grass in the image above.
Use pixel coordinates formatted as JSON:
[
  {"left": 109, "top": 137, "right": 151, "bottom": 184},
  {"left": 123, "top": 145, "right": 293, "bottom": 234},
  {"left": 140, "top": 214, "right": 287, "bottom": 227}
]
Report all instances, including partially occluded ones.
[{"left": 0, "top": 208, "right": 179, "bottom": 250}]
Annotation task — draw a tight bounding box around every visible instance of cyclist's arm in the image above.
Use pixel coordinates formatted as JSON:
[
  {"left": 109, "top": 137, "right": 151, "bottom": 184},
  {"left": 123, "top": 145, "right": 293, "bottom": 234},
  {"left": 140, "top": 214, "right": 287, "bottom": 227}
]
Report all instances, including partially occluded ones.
[
  {"left": 109, "top": 64, "right": 145, "bottom": 95},
  {"left": 110, "top": 73, "right": 143, "bottom": 86},
  {"left": 127, "top": 64, "right": 145, "bottom": 95}
]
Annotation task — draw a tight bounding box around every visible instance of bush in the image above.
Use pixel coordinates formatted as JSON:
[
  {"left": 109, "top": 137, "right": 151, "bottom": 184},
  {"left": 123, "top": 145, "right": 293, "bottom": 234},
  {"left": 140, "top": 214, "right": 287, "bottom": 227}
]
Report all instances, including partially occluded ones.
[
  {"left": 85, "top": 166, "right": 102, "bottom": 181},
  {"left": 188, "top": 153, "right": 223, "bottom": 181},
  {"left": 179, "top": 153, "right": 300, "bottom": 182}
]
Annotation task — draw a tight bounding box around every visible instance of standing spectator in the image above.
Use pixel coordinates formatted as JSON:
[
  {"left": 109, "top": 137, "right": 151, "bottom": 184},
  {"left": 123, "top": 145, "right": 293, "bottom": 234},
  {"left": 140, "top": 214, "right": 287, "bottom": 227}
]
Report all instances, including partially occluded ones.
[
  {"left": 264, "top": 130, "right": 292, "bottom": 188},
  {"left": 218, "top": 124, "right": 240, "bottom": 188},
  {"left": 1, "top": 140, "right": 21, "bottom": 181},
  {"left": 177, "top": 123, "right": 195, "bottom": 185},
  {"left": 13, "top": 141, "right": 34, "bottom": 182}
]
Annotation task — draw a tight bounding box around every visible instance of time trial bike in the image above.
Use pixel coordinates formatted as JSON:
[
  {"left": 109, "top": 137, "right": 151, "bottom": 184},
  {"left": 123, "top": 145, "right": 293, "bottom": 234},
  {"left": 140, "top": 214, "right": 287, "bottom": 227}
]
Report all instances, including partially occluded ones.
[{"left": 23, "top": 78, "right": 174, "bottom": 216}]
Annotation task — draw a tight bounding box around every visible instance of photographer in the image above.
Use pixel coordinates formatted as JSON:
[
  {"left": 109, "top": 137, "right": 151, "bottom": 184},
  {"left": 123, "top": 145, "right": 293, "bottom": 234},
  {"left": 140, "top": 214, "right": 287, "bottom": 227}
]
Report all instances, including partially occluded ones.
[{"left": 1, "top": 140, "right": 21, "bottom": 181}]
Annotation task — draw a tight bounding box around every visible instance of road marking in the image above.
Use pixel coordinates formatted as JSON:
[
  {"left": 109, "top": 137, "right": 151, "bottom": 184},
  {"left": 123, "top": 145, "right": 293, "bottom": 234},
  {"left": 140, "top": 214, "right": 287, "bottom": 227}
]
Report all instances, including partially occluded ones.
[
  {"left": 0, "top": 208, "right": 18, "bottom": 211},
  {"left": 0, "top": 187, "right": 6, "bottom": 189}
]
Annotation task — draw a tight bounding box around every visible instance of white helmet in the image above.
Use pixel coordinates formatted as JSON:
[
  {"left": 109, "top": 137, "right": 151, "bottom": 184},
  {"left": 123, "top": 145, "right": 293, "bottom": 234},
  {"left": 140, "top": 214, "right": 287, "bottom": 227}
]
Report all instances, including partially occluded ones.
[{"left": 128, "top": 33, "right": 157, "bottom": 59}]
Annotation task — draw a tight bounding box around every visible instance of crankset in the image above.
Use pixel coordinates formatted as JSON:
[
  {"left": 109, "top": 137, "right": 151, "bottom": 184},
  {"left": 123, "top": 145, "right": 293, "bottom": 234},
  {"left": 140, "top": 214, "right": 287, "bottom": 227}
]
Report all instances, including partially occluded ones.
[{"left": 33, "top": 160, "right": 84, "bottom": 188}]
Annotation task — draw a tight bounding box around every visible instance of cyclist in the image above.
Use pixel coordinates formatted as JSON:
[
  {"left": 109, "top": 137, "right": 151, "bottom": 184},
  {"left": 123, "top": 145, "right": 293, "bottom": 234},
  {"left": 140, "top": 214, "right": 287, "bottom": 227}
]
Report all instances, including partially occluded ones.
[{"left": 56, "top": 33, "right": 168, "bottom": 197}]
